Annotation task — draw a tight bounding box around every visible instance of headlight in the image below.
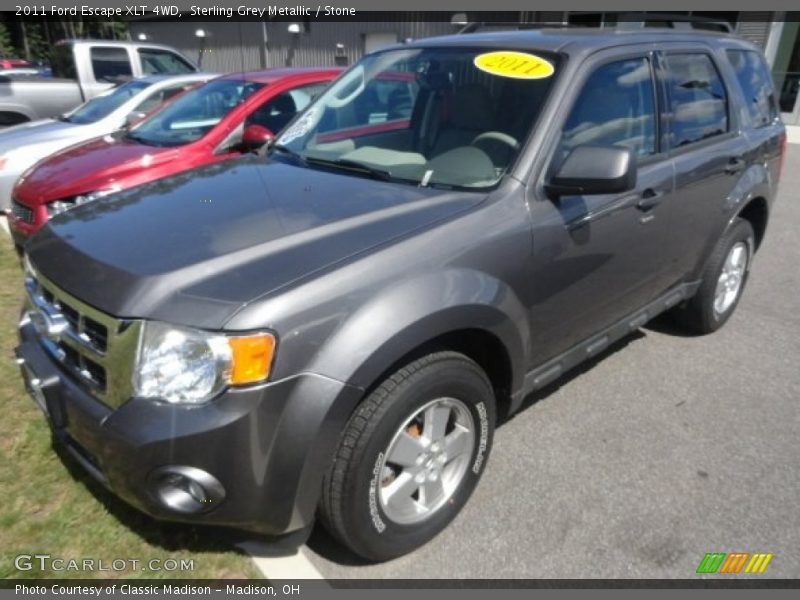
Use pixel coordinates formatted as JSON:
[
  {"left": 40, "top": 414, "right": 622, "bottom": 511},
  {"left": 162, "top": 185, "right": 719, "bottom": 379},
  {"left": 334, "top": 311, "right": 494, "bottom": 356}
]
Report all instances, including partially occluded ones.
[
  {"left": 46, "top": 186, "right": 122, "bottom": 218},
  {"left": 133, "top": 321, "right": 276, "bottom": 405},
  {"left": 47, "top": 199, "right": 76, "bottom": 217}
]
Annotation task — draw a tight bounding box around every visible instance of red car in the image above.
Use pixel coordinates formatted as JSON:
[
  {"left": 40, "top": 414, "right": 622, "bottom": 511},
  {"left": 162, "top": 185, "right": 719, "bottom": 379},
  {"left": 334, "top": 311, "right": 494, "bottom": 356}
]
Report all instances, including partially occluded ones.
[
  {"left": 0, "top": 58, "right": 32, "bottom": 69},
  {"left": 10, "top": 67, "right": 340, "bottom": 239}
]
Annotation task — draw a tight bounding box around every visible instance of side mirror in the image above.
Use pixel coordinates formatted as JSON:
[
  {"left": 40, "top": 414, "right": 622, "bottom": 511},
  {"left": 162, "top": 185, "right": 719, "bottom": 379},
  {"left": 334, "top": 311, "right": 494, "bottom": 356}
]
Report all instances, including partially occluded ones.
[
  {"left": 241, "top": 124, "right": 274, "bottom": 151},
  {"left": 546, "top": 145, "right": 636, "bottom": 198},
  {"left": 124, "top": 111, "right": 147, "bottom": 128}
]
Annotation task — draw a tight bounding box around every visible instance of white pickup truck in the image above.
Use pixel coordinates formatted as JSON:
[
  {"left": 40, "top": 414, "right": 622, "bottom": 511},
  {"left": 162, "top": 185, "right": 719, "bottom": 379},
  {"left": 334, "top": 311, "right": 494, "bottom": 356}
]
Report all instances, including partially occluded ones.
[{"left": 0, "top": 39, "right": 197, "bottom": 126}]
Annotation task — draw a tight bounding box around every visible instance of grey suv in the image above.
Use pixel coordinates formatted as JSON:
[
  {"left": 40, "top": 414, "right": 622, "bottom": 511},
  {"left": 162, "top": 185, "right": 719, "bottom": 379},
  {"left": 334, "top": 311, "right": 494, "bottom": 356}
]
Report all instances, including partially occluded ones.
[{"left": 15, "top": 29, "right": 786, "bottom": 561}]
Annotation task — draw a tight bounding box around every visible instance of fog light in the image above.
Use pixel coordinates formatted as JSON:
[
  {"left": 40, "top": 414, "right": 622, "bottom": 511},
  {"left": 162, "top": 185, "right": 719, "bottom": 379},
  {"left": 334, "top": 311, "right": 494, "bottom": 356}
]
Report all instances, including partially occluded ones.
[{"left": 149, "top": 466, "right": 225, "bottom": 514}]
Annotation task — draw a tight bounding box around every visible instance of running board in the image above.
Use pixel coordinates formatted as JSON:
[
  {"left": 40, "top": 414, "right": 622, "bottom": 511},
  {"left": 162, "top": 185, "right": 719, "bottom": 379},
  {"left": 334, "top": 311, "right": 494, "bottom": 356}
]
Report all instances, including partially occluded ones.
[{"left": 512, "top": 281, "right": 701, "bottom": 412}]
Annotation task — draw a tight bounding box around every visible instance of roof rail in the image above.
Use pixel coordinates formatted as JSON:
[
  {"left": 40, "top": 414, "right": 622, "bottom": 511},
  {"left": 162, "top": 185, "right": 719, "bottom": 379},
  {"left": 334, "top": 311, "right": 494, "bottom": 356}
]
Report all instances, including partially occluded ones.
[
  {"left": 457, "top": 22, "right": 569, "bottom": 34},
  {"left": 615, "top": 13, "right": 733, "bottom": 33},
  {"left": 457, "top": 14, "right": 734, "bottom": 35}
]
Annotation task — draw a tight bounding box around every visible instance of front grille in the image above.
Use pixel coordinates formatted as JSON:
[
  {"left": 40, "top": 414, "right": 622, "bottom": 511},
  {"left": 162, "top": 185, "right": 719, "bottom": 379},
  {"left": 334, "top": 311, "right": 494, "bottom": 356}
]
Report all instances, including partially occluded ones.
[
  {"left": 23, "top": 263, "right": 141, "bottom": 409},
  {"left": 11, "top": 199, "right": 33, "bottom": 224}
]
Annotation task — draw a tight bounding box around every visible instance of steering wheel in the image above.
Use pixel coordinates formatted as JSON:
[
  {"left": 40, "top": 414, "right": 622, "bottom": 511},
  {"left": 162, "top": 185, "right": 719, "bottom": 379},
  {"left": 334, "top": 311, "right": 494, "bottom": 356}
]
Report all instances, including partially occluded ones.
[
  {"left": 472, "top": 131, "right": 520, "bottom": 153},
  {"left": 471, "top": 132, "right": 520, "bottom": 168}
]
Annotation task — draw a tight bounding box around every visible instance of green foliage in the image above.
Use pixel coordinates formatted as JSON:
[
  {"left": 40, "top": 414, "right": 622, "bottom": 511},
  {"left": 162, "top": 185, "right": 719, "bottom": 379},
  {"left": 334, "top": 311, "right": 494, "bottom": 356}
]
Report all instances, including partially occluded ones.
[
  {"left": 0, "top": 22, "right": 14, "bottom": 58},
  {"left": 23, "top": 23, "right": 48, "bottom": 62}
]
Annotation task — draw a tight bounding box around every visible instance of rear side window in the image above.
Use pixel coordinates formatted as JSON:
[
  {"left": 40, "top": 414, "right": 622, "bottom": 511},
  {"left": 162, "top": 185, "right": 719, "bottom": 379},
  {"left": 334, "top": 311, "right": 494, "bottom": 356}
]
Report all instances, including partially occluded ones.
[
  {"left": 663, "top": 53, "right": 728, "bottom": 148},
  {"left": 560, "top": 57, "right": 657, "bottom": 158},
  {"left": 725, "top": 49, "right": 778, "bottom": 128},
  {"left": 138, "top": 49, "right": 195, "bottom": 75},
  {"left": 51, "top": 45, "right": 77, "bottom": 79},
  {"left": 90, "top": 47, "right": 132, "bottom": 81}
]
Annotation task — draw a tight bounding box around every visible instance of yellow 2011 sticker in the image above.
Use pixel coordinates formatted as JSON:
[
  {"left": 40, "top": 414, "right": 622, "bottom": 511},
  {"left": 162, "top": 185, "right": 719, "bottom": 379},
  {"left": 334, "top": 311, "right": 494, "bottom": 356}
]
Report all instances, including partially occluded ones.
[{"left": 473, "top": 51, "right": 555, "bottom": 80}]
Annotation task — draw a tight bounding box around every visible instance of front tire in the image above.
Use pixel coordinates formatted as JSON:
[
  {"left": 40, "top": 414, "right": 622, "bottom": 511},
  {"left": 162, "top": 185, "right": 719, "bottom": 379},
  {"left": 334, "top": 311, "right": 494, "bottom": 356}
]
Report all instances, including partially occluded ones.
[
  {"left": 673, "top": 218, "right": 754, "bottom": 334},
  {"left": 320, "top": 351, "right": 495, "bottom": 561}
]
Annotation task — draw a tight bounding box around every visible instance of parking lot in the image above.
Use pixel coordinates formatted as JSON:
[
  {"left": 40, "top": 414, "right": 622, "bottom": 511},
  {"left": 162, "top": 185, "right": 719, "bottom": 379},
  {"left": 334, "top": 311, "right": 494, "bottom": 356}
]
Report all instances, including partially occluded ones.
[{"left": 288, "top": 146, "right": 800, "bottom": 579}]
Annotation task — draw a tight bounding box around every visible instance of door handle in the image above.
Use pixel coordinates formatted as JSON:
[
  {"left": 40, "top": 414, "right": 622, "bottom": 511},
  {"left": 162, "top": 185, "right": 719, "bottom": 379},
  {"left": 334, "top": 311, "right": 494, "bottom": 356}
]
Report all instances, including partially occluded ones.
[
  {"left": 636, "top": 188, "right": 664, "bottom": 212},
  {"left": 725, "top": 157, "right": 746, "bottom": 175}
]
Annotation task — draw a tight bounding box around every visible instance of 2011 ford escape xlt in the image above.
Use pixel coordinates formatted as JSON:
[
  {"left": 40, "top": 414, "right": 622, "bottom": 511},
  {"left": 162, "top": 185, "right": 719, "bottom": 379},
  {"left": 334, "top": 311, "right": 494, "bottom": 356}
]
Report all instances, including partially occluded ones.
[{"left": 15, "top": 28, "right": 785, "bottom": 561}]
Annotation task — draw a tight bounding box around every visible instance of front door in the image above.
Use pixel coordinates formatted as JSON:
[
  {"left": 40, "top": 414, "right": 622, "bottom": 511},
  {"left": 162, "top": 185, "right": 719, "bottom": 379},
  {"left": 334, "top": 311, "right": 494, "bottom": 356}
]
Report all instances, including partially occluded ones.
[{"left": 527, "top": 53, "right": 675, "bottom": 364}]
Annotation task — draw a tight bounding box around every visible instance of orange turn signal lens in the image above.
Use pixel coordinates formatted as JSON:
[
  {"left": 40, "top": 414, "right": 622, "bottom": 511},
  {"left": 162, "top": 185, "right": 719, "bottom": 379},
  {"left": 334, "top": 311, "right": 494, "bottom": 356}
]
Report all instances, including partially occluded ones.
[{"left": 227, "top": 333, "right": 276, "bottom": 385}]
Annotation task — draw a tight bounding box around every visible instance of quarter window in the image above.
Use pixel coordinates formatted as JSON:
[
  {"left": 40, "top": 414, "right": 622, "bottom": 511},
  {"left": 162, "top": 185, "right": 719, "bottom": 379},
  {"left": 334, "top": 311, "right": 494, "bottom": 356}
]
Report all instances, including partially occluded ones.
[
  {"left": 90, "top": 47, "right": 132, "bottom": 81},
  {"left": 725, "top": 50, "right": 778, "bottom": 127},
  {"left": 663, "top": 53, "right": 728, "bottom": 148},
  {"left": 560, "top": 58, "right": 657, "bottom": 158}
]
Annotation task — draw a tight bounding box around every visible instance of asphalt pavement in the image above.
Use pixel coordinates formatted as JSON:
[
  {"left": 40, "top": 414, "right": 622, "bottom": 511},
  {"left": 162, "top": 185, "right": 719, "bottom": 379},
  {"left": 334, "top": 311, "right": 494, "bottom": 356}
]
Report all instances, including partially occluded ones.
[{"left": 299, "top": 146, "right": 800, "bottom": 579}]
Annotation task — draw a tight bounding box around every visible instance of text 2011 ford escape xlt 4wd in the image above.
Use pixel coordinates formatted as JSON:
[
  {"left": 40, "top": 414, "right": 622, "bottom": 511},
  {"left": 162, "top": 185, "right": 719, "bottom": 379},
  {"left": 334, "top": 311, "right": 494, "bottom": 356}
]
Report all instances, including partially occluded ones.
[{"left": 16, "top": 29, "right": 785, "bottom": 561}]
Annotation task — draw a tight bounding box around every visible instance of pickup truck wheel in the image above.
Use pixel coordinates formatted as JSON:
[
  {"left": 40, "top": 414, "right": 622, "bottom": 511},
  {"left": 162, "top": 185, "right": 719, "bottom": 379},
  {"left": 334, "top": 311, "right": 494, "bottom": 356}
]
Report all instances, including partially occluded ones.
[
  {"left": 673, "top": 218, "right": 754, "bottom": 334},
  {"left": 320, "top": 351, "right": 495, "bottom": 561}
]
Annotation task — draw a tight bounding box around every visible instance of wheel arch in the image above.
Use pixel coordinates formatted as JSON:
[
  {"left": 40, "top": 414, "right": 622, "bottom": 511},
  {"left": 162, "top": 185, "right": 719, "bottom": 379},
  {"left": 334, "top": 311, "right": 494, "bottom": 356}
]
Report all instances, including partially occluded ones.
[
  {"left": 306, "top": 268, "right": 530, "bottom": 409},
  {"left": 0, "top": 110, "right": 32, "bottom": 127},
  {"left": 735, "top": 195, "right": 769, "bottom": 251}
]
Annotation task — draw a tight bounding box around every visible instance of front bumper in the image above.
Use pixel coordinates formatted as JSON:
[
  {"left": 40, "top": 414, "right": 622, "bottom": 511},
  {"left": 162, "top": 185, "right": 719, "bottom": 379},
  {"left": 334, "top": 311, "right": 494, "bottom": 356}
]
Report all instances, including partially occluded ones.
[{"left": 16, "top": 321, "right": 363, "bottom": 534}]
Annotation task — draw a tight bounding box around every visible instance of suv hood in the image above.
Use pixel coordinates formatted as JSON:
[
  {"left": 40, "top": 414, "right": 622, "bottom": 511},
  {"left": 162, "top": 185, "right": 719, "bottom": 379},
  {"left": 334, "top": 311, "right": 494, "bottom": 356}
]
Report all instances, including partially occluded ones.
[{"left": 27, "top": 156, "right": 485, "bottom": 329}]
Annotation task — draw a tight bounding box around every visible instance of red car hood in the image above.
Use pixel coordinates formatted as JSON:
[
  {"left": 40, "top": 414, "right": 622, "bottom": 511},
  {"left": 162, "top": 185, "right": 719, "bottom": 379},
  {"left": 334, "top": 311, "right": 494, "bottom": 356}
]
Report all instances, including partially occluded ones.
[{"left": 14, "top": 134, "right": 179, "bottom": 205}]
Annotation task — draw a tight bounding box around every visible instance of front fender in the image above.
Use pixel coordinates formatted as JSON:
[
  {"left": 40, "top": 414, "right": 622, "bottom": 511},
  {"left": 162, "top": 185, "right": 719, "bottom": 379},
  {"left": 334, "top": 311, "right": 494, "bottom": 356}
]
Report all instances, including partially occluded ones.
[
  {"left": 276, "top": 269, "right": 530, "bottom": 527},
  {"left": 307, "top": 268, "right": 530, "bottom": 398}
]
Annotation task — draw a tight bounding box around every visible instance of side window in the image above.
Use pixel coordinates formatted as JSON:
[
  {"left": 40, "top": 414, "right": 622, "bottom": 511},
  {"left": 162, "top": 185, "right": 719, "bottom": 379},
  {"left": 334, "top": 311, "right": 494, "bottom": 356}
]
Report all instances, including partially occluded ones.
[
  {"left": 90, "top": 47, "right": 132, "bottom": 81},
  {"left": 246, "top": 83, "right": 328, "bottom": 133},
  {"left": 134, "top": 84, "right": 192, "bottom": 114},
  {"left": 663, "top": 53, "right": 728, "bottom": 148},
  {"left": 560, "top": 58, "right": 656, "bottom": 158},
  {"left": 725, "top": 49, "right": 778, "bottom": 128},
  {"left": 138, "top": 49, "right": 195, "bottom": 75}
]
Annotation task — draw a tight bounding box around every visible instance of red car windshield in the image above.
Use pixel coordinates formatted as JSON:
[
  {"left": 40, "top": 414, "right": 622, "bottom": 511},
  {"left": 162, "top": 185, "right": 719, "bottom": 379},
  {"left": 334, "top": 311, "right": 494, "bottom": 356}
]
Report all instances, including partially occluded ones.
[{"left": 128, "top": 78, "right": 264, "bottom": 147}]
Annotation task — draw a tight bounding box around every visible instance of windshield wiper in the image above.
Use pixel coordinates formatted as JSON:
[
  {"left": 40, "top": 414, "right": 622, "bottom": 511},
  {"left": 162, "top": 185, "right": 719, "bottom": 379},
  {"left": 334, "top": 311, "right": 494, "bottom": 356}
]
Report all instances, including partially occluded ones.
[
  {"left": 270, "top": 143, "right": 307, "bottom": 166},
  {"left": 305, "top": 156, "right": 392, "bottom": 182}
]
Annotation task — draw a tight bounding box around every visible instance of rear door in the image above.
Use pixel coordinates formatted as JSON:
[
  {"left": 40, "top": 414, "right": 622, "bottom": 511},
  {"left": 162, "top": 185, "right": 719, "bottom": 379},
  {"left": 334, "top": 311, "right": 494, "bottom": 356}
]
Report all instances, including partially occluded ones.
[
  {"left": 655, "top": 48, "right": 751, "bottom": 284},
  {"left": 722, "top": 48, "right": 785, "bottom": 195},
  {"left": 527, "top": 50, "right": 676, "bottom": 363}
]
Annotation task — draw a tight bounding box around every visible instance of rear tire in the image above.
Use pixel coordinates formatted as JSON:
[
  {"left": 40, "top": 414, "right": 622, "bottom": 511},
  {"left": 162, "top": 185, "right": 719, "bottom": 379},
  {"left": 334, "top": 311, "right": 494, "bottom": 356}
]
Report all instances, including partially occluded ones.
[
  {"left": 319, "top": 351, "right": 495, "bottom": 561},
  {"left": 672, "top": 218, "right": 754, "bottom": 334}
]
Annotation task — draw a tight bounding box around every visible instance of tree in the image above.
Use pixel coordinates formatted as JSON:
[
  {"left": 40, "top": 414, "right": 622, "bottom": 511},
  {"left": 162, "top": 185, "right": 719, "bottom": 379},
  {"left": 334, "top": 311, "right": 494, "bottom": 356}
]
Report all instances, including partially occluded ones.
[
  {"left": 0, "top": 22, "right": 14, "bottom": 58},
  {"left": 24, "top": 22, "right": 48, "bottom": 62}
]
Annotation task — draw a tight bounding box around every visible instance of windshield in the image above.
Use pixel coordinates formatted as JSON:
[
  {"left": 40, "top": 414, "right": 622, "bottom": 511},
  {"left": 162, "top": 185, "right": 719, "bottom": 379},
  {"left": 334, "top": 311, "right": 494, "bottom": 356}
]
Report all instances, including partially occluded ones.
[
  {"left": 64, "top": 80, "right": 153, "bottom": 124},
  {"left": 274, "top": 47, "right": 559, "bottom": 189},
  {"left": 128, "top": 78, "right": 264, "bottom": 147}
]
